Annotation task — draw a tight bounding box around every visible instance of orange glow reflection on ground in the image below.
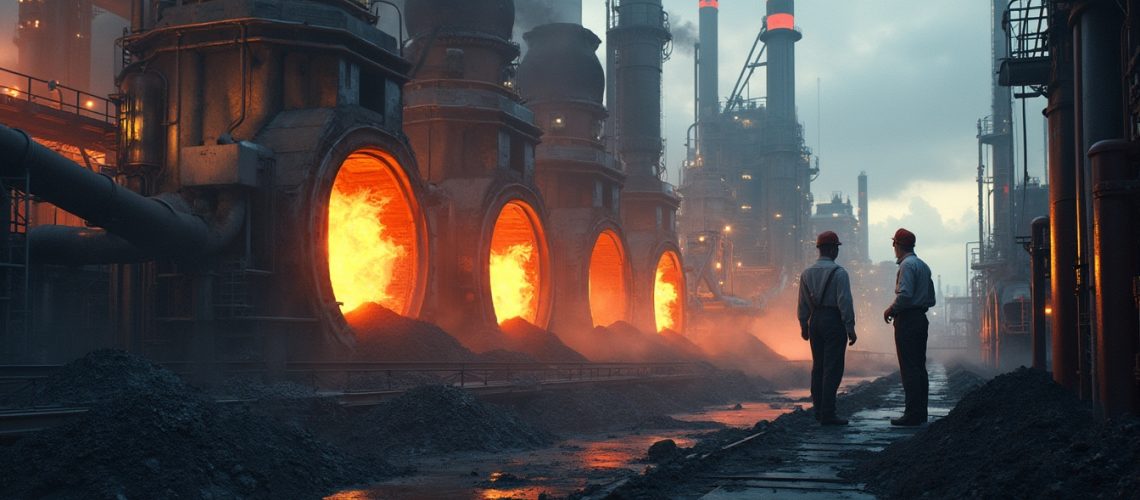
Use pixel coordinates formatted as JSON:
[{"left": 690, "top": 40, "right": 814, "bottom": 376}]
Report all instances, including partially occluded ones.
[
  {"left": 328, "top": 150, "right": 418, "bottom": 316},
  {"left": 489, "top": 201, "right": 544, "bottom": 325},
  {"left": 588, "top": 230, "right": 629, "bottom": 327},
  {"left": 654, "top": 251, "right": 684, "bottom": 332}
]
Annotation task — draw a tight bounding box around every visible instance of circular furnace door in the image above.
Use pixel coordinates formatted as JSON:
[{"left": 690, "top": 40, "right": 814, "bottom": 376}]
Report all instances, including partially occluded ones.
[
  {"left": 654, "top": 250, "right": 685, "bottom": 333},
  {"left": 488, "top": 199, "right": 549, "bottom": 326},
  {"left": 326, "top": 148, "right": 425, "bottom": 323},
  {"left": 588, "top": 229, "right": 630, "bottom": 327}
]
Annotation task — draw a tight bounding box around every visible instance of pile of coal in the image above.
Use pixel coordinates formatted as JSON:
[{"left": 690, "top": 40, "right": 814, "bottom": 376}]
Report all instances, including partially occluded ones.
[
  {"left": 0, "top": 350, "right": 390, "bottom": 499},
  {"left": 852, "top": 368, "right": 1140, "bottom": 499},
  {"left": 658, "top": 328, "right": 708, "bottom": 360},
  {"left": 342, "top": 385, "right": 554, "bottom": 456},
  {"left": 566, "top": 322, "right": 696, "bottom": 362},
  {"left": 688, "top": 328, "right": 788, "bottom": 366},
  {"left": 498, "top": 318, "right": 590, "bottom": 363},
  {"left": 478, "top": 349, "right": 541, "bottom": 363},
  {"left": 347, "top": 302, "right": 480, "bottom": 362},
  {"left": 17, "top": 349, "right": 185, "bottom": 406}
]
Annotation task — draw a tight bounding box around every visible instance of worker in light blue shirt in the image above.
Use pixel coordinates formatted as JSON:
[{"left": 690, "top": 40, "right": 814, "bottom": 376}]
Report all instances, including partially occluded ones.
[{"left": 883, "top": 227, "right": 936, "bottom": 426}]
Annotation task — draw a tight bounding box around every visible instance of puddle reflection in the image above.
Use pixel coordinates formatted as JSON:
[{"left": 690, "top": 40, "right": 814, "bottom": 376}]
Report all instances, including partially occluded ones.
[{"left": 329, "top": 390, "right": 809, "bottom": 499}]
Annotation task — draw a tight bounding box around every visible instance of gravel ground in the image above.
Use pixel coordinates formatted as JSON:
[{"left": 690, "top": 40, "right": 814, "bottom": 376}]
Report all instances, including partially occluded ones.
[
  {"left": 0, "top": 350, "right": 393, "bottom": 499},
  {"left": 507, "top": 369, "right": 777, "bottom": 434},
  {"left": 318, "top": 385, "right": 554, "bottom": 457},
  {"left": 850, "top": 367, "right": 1140, "bottom": 500}
]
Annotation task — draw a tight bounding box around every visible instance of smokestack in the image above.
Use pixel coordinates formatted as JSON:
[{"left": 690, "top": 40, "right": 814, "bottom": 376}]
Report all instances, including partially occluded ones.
[
  {"left": 858, "top": 171, "right": 868, "bottom": 261},
  {"left": 698, "top": 0, "right": 719, "bottom": 124},
  {"left": 760, "top": 0, "right": 800, "bottom": 123},
  {"left": 610, "top": 0, "right": 671, "bottom": 178}
]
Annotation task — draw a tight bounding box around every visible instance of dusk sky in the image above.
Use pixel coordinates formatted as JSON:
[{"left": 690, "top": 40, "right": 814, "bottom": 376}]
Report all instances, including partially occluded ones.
[{"left": 0, "top": 0, "right": 1050, "bottom": 294}]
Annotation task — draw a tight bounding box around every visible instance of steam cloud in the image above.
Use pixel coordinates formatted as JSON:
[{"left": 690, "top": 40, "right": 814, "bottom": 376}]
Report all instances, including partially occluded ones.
[
  {"left": 515, "top": 0, "right": 562, "bottom": 29},
  {"left": 668, "top": 12, "right": 698, "bottom": 54}
]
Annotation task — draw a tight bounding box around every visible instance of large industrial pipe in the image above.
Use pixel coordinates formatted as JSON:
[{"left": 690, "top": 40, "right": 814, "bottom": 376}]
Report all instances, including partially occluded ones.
[
  {"left": 0, "top": 125, "right": 246, "bottom": 262},
  {"left": 1089, "top": 139, "right": 1140, "bottom": 416},
  {"left": 1074, "top": 0, "right": 1126, "bottom": 401},
  {"left": 1046, "top": 5, "right": 1079, "bottom": 390},
  {"left": 1030, "top": 216, "right": 1049, "bottom": 370}
]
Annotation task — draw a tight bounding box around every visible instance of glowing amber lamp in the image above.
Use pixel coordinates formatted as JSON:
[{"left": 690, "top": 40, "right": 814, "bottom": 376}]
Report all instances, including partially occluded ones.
[
  {"left": 767, "top": 13, "right": 794, "bottom": 31},
  {"left": 327, "top": 149, "right": 421, "bottom": 316},
  {"left": 489, "top": 200, "right": 546, "bottom": 325},
  {"left": 699, "top": 0, "right": 718, "bottom": 8},
  {"left": 588, "top": 230, "right": 630, "bottom": 327},
  {"left": 654, "top": 250, "right": 685, "bottom": 332}
]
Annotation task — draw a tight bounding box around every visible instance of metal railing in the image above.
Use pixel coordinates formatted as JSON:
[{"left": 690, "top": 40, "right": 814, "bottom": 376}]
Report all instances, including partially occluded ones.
[
  {"left": 1005, "top": 0, "right": 1049, "bottom": 61},
  {"left": 0, "top": 66, "right": 116, "bottom": 125}
]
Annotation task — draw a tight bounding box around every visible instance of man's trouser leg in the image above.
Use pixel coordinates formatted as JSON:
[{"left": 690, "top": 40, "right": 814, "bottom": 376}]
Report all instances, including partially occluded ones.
[
  {"left": 809, "top": 327, "right": 825, "bottom": 418},
  {"left": 894, "top": 310, "right": 929, "bottom": 418},
  {"left": 810, "top": 310, "right": 846, "bottom": 418}
]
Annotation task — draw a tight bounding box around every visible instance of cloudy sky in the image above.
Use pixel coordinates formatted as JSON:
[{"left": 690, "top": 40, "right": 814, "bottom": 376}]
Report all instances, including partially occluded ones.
[{"left": 0, "top": 0, "right": 1048, "bottom": 295}]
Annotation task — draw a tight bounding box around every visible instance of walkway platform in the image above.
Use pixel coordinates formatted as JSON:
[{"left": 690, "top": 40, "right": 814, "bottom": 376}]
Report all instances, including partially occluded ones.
[{"left": 698, "top": 364, "right": 954, "bottom": 499}]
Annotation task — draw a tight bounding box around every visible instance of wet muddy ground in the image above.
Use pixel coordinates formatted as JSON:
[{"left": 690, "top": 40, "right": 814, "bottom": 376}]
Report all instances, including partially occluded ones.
[{"left": 327, "top": 383, "right": 880, "bottom": 499}]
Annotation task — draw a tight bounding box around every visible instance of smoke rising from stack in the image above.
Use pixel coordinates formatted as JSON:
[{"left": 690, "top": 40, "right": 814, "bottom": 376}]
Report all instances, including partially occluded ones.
[{"left": 668, "top": 13, "right": 698, "bottom": 54}]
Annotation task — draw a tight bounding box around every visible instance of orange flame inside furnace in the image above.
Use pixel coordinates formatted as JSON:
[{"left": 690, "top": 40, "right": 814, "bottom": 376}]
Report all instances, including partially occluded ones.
[
  {"left": 490, "top": 243, "right": 537, "bottom": 324},
  {"left": 655, "top": 269, "right": 679, "bottom": 331},
  {"left": 328, "top": 187, "right": 407, "bottom": 313}
]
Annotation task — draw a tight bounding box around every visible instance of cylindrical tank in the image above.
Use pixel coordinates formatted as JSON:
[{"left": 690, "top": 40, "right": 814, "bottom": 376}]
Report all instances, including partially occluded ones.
[
  {"left": 1089, "top": 139, "right": 1139, "bottom": 417},
  {"left": 118, "top": 70, "right": 166, "bottom": 177},
  {"left": 611, "top": 0, "right": 670, "bottom": 176}
]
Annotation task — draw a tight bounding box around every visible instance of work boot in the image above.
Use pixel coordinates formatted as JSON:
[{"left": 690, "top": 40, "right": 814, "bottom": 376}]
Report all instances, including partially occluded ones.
[
  {"left": 890, "top": 414, "right": 925, "bottom": 426},
  {"left": 820, "top": 415, "right": 848, "bottom": 426}
]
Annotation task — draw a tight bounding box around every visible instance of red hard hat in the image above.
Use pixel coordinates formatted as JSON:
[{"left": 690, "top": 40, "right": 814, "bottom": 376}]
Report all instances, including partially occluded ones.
[
  {"left": 892, "top": 228, "right": 916, "bottom": 247},
  {"left": 816, "top": 231, "right": 842, "bottom": 247}
]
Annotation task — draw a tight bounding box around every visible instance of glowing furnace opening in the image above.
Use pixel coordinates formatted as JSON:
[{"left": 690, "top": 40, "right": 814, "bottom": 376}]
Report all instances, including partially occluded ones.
[
  {"left": 588, "top": 229, "right": 630, "bottom": 327},
  {"left": 654, "top": 250, "right": 685, "bottom": 333},
  {"left": 327, "top": 149, "right": 422, "bottom": 317},
  {"left": 489, "top": 200, "right": 548, "bottom": 326}
]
